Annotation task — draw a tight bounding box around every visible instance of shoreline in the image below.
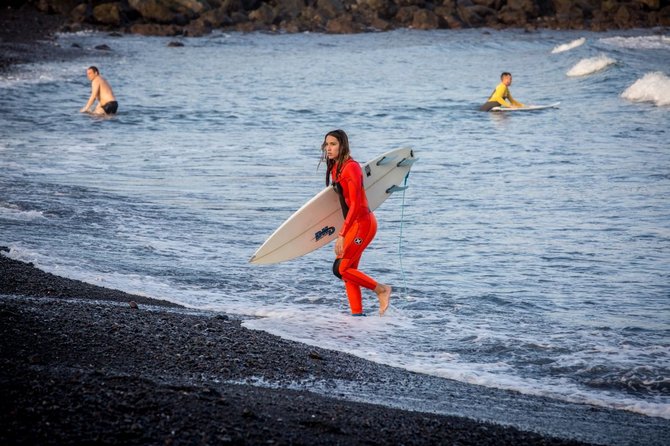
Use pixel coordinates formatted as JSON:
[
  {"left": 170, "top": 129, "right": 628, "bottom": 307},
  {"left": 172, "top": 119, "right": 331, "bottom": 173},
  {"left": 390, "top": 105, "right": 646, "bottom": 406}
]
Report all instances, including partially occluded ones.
[
  {"left": 0, "top": 254, "right": 584, "bottom": 445},
  {"left": 2, "top": 255, "right": 669, "bottom": 445},
  {"left": 0, "top": 5, "right": 83, "bottom": 72}
]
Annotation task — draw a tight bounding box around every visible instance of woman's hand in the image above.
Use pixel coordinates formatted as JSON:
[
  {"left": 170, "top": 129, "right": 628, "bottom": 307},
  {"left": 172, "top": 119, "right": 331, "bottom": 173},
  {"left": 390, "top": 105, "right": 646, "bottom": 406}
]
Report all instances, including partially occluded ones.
[{"left": 334, "top": 235, "right": 344, "bottom": 256}]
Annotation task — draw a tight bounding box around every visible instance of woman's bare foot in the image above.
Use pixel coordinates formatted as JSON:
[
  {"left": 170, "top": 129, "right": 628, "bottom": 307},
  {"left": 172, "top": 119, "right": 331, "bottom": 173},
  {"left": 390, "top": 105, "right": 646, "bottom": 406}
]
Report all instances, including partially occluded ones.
[{"left": 375, "top": 284, "right": 392, "bottom": 316}]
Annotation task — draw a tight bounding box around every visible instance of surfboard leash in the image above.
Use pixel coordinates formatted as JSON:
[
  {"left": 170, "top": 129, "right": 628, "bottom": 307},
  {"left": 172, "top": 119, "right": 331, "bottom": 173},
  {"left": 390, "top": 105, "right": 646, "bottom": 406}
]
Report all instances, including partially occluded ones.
[{"left": 398, "top": 171, "right": 410, "bottom": 299}]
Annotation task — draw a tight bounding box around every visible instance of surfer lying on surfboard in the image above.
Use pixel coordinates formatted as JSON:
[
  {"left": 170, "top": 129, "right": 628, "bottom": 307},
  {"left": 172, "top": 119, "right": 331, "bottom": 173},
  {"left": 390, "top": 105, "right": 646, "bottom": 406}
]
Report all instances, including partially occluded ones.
[
  {"left": 480, "top": 72, "right": 524, "bottom": 111},
  {"left": 321, "top": 130, "right": 392, "bottom": 316}
]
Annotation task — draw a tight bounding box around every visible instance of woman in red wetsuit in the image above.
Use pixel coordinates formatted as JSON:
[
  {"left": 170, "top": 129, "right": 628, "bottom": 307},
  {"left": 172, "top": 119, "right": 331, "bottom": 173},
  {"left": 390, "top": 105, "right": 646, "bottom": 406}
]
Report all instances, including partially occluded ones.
[{"left": 321, "top": 129, "right": 392, "bottom": 316}]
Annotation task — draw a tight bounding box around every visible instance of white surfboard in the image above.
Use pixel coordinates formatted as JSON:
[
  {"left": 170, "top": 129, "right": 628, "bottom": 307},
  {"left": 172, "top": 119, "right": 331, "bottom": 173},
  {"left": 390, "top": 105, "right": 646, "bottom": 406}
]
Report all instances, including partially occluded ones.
[
  {"left": 491, "top": 101, "right": 561, "bottom": 112},
  {"left": 250, "top": 147, "right": 417, "bottom": 265}
]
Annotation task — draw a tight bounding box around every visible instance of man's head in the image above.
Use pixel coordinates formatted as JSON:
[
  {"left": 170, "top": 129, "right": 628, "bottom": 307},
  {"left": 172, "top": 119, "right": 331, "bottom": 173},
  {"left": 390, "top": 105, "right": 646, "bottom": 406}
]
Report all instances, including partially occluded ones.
[
  {"left": 501, "top": 72, "right": 512, "bottom": 86},
  {"left": 86, "top": 66, "right": 99, "bottom": 81}
]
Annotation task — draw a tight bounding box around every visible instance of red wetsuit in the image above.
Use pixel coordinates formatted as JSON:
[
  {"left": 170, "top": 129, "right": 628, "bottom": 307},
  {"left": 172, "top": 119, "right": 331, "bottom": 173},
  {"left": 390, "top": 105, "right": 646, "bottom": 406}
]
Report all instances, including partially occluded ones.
[{"left": 331, "top": 158, "right": 378, "bottom": 315}]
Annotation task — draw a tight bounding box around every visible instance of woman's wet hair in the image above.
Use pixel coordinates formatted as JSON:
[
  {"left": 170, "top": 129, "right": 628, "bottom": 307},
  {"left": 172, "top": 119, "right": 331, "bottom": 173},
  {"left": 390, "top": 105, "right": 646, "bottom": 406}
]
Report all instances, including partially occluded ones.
[{"left": 320, "top": 129, "right": 351, "bottom": 186}]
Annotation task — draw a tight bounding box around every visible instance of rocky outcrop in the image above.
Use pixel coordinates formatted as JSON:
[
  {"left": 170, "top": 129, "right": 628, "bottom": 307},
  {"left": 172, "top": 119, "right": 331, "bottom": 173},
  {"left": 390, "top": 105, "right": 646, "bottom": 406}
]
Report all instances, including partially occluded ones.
[{"left": 31, "top": 0, "right": 670, "bottom": 35}]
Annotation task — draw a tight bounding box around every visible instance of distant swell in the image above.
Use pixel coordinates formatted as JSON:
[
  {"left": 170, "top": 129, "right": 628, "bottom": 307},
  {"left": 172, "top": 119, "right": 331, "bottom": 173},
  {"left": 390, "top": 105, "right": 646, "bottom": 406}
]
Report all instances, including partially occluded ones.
[
  {"left": 600, "top": 35, "right": 670, "bottom": 50},
  {"left": 567, "top": 55, "right": 616, "bottom": 77},
  {"left": 551, "top": 37, "right": 586, "bottom": 54},
  {"left": 621, "top": 71, "right": 670, "bottom": 107}
]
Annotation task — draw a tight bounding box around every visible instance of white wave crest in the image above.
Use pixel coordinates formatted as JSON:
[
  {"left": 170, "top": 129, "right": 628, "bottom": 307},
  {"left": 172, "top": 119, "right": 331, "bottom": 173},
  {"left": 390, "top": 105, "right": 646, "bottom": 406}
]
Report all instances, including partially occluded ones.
[
  {"left": 600, "top": 35, "right": 670, "bottom": 50},
  {"left": 0, "top": 62, "right": 82, "bottom": 88},
  {"left": 621, "top": 71, "right": 670, "bottom": 107},
  {"left": 0, "top": 203, "right": 46, "bottom": 221},
  {"left": 567, "top": 55, "right": 616, "bottom": 77},
  {"left": 551, "top": 37, "right": 586, "bottom": 54}
]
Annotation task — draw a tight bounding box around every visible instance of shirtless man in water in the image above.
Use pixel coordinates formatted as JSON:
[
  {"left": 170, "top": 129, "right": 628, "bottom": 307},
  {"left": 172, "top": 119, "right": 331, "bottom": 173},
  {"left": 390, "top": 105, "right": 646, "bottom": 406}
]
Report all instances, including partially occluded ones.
[{"left": 80, "top": 66, "right": 118, "bottom": 115}]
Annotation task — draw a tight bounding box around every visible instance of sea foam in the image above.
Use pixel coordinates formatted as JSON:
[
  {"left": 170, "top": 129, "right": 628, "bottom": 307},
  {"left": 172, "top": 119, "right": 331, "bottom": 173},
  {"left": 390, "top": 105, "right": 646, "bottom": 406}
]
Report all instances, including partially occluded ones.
[
  {"left": 621, "top": 71, "right": 670, "bottom": 106},
  {"left": 0, "top": 204, "right": 46, "bottom": 221},
  {"left": 551, "top": 37, "right": 586, "bottom": 54},
  {"left": 567, "top": 55, "right": 616, "bottom": 77}
]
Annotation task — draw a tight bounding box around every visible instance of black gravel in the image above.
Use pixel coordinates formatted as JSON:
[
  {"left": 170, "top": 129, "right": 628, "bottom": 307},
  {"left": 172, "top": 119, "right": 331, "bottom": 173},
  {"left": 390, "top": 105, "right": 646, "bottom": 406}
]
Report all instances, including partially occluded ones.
[
  {"left": 0, "top": 254, "right": 597, "bottom": 445},
  {"left": 0, "top": 4, "right": 84, "bottom": 72}
]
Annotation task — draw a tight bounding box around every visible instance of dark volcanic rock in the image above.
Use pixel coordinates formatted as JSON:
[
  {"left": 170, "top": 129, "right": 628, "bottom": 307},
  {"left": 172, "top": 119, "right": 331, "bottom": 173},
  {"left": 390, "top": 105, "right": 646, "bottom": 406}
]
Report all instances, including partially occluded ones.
[{"left": 13, "top": 0, "right": 670, "bottom": 37}]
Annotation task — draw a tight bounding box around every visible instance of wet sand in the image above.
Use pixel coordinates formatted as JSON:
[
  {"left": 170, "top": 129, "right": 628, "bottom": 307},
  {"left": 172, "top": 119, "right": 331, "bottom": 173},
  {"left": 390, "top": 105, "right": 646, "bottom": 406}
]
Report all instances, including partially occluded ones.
[
  {"left": 3, "top": 254, "right": 670, "bottom": 445},
  {"left": 0, "top": 254, "right": 592, "bottom": 445}
]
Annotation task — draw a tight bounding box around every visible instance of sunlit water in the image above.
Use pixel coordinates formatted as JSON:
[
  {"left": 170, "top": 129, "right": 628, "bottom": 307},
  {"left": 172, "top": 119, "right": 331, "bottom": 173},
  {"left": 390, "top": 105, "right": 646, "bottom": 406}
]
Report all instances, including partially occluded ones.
[{"left": 1, "top": 28, "right": 669, "bottom": 420}]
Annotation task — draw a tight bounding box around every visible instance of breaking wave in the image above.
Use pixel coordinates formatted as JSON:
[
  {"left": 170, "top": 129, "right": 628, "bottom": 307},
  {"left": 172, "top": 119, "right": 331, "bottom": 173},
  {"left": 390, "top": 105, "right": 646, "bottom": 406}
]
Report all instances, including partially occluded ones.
[
  {"left": 567, "top": 55, "right": 616, "bottom": 77},
  {"left": 621, "top": 71, "right": 670, "bottom": 107},
  {"left": 551, "top": 37, "right": 586, "bottom": 54}
]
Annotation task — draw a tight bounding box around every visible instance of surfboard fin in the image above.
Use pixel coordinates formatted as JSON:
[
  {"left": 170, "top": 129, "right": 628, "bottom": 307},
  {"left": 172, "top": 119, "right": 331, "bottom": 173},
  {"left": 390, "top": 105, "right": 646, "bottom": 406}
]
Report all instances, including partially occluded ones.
[
  {"left": 397, "top": 157, "right": 417, "bottom": 167},
  {"left": 386, "top": 185, "right": 408, "bottom": 194},
  {"left": 376, "top": 155, "right": 398, "bottom": 166}
]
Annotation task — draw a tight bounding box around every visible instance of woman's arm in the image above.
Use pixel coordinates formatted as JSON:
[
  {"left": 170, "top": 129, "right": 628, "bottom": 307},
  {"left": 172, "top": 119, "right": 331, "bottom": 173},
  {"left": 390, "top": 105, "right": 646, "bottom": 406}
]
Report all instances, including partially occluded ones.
[{"left": 338, "top": 162, "right": 363, "bottom": 237}]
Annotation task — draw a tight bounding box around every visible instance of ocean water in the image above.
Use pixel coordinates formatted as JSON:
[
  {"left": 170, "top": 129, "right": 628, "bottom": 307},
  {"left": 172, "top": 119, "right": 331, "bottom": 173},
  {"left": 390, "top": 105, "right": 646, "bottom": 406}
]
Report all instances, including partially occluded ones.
[{"left": 1, "top": 28, "right": 669, "bottom": 421}]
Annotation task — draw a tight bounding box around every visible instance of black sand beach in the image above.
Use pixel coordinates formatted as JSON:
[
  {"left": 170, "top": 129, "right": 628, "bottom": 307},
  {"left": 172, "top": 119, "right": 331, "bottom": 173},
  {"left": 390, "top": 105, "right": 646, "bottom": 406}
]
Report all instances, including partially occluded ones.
[
  {"left": 0, "top": 254, "right": 593, "bottom": 445},
  {"left": 0, "top": 5, "right": 79, "bottom": 72},
  {"left": 2, "top": 255, "right": 670, "bottom": 445},
  {"left": 2, "top": 6, "right": 670, "bottom": 445},
  {"left": 0, "top": 253, "right": 653, "bottom": 446}
]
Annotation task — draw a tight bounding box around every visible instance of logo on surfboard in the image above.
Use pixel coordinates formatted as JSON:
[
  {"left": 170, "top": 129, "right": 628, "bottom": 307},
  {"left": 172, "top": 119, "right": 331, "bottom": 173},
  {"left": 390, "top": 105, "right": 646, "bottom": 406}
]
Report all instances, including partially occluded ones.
[{"left": 315, "top": 225, "right": 336, "bottom": 242}]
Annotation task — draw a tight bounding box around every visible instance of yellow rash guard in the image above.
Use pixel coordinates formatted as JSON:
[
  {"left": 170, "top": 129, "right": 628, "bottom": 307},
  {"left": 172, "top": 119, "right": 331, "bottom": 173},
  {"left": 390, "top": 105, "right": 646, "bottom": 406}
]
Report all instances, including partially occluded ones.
[{"left": 487, "top": 82, "right": 524, "bottom": 107}]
